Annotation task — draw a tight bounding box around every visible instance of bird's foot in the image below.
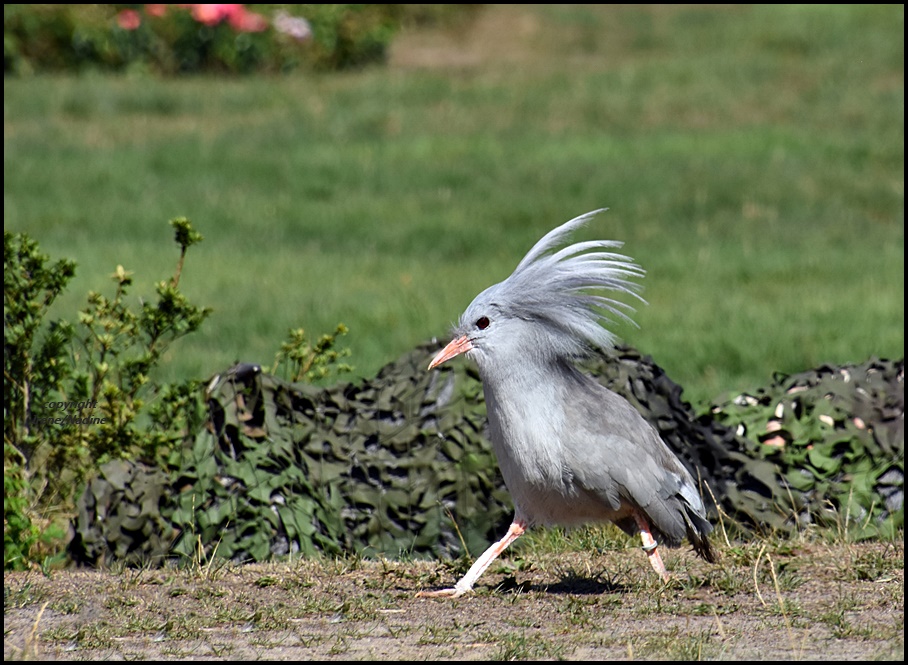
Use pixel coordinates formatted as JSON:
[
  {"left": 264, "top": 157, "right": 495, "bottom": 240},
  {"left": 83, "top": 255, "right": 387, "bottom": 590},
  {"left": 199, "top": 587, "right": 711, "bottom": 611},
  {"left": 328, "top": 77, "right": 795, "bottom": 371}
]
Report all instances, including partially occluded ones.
[{"left": 415, "top": 584, "right": 471, "bottom": 599}]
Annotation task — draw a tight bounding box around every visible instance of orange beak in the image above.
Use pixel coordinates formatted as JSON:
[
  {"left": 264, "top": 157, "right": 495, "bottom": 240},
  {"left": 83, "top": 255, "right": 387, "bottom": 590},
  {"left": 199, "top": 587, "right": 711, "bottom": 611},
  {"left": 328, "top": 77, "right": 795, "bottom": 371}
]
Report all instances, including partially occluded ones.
[{"left": 428, "top": 335, "right": 473, "bottom": 370}]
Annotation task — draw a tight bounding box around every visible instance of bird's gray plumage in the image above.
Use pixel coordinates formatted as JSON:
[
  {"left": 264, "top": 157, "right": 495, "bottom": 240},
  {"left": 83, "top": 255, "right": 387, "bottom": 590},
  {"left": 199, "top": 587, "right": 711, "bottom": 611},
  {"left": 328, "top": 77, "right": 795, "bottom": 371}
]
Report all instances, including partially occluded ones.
[{"left": 442, "top": 209, "right": 715, "bottom": 568}]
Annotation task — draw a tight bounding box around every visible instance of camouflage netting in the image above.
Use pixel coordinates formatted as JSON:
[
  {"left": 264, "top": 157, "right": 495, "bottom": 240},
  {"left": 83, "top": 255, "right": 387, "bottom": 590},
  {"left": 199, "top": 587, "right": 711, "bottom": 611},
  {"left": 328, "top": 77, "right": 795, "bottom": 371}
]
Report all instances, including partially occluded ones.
[
  {"left": 163, "top": 350, "right": 511, "bottom": 564},
  {"left": 69, "top": 459, "right": 174, "bottom": 567},
  {"left": 69, "top": 344, "right": 903, "bottom": 567},
  {"left": 708, "top": 358, "right": 903, "bottom": 536}
]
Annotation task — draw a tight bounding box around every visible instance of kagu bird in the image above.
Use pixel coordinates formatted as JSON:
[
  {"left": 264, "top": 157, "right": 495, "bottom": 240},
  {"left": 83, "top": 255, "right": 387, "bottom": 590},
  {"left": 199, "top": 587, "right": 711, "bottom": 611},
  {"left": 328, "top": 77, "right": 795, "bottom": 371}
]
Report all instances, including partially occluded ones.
[{"left": 418, "top": 209, "right": 716, "bottom": 598}]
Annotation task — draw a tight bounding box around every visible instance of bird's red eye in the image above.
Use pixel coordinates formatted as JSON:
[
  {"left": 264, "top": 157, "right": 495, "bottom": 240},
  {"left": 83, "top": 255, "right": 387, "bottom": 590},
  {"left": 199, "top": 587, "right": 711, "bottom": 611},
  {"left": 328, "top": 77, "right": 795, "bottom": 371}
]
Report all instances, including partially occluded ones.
[{"left": 476, "top": 316, "right": 490, "bottom": 330}]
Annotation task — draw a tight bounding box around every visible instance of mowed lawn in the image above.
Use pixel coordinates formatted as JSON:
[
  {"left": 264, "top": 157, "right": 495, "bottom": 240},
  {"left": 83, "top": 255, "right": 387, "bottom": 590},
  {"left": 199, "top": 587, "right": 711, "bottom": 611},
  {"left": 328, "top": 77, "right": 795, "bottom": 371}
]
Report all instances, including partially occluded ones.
[{"left": 4, "top": 4, "right": 903, "bottom": 408}]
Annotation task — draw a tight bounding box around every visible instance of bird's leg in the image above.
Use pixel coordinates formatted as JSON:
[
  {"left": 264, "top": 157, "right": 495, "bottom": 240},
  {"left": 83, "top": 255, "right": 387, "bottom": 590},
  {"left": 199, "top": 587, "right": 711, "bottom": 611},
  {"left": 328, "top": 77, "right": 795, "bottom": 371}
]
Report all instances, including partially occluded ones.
[
  {"left": 633, "top": 510, "right": 670, "bottom": 583},
  {"left": 416, "top": 520, "right": 526, "bottom": 599}
]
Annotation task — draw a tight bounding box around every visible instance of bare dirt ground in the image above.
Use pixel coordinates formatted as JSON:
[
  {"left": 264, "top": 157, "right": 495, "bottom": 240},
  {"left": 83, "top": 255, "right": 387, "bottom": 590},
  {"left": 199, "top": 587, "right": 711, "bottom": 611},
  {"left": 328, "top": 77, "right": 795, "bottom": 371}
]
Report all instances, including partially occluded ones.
[{"left": 4, "top": 538, "right": 903, "bottom": 660}]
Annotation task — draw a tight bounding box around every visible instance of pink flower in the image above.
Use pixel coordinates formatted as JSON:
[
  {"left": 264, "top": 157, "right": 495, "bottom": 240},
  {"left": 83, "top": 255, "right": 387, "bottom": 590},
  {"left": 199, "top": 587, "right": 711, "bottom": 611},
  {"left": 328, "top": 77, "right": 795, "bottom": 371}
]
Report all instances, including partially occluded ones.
[
  {"left": 191, "top": 4, "right": 234, "bottom": 26},
  {"left": 227, "top": 7, "right": 268, "bottom": 33},
  {"left": 144, "top": 4, "right": 168, "bottom": 18},
  {"left": 117, "top": 9, "right": 142, "bottom": 31},
  {"left": 188, "top": 4, "right": 267, "bottom": 32}
]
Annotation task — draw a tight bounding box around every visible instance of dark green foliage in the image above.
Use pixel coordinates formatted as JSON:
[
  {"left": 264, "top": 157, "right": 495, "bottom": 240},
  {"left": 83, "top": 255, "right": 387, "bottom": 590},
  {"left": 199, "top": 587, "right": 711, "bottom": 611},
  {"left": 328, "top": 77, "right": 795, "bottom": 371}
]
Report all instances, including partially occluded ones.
[
  {"left": 301, "top": 3, "right": 397, "bottom": 71},
  {"left": 587, "top": 351, "right": 903, "bottom": 538},
  {"left": 4, "top": 231, "right": 77, "bottom": 570},
  {"left": 3, "top": 231, "right": 77, "bottom": 456},
  {"left": 69, "top": 343, "right": 511, "bottom": 566},
  {"left": 4, "top": 444, "right": 42, "bottom": 570}
]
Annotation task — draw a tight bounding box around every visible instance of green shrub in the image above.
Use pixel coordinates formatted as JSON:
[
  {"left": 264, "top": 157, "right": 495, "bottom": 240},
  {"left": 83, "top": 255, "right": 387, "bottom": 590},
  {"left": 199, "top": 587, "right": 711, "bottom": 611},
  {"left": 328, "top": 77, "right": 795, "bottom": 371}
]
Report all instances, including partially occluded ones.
[
  {"left": 271, "top": 323, "right": 353, "bottom": 383},
  {"left": 3, "top": 218, "right": 211, "bottom": 569},
  {"left": 4, "top": 231, "right": 78, "bottom": 569}
]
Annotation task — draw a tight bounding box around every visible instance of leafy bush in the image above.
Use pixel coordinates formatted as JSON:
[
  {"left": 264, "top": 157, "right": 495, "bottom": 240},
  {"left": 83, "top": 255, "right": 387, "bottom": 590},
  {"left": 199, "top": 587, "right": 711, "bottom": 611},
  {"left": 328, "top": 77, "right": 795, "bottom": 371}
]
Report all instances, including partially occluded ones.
[
  {"left": 4, "top": 219, "right": 211, "bottom": 569},
  {"left": 3, "top": 4, "right": 411, "bottom": 75},
  {"left": 271, "top": 323, "right": 352, "bottom": 383}
]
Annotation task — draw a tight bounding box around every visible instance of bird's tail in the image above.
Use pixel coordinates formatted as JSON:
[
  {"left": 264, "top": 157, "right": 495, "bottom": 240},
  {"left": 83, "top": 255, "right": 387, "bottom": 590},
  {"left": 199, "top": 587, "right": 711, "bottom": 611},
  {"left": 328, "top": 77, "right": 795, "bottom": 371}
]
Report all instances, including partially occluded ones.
[{"left": 683, "top": 507, "right": 718, "bottom": 563}]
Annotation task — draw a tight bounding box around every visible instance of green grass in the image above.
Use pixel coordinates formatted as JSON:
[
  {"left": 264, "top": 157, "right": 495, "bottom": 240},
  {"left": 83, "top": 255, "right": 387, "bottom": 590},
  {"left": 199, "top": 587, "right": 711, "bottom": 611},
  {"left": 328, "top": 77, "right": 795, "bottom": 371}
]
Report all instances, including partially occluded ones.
[{"left": 4, "top": 4, "right": 903, "bottom": 407}]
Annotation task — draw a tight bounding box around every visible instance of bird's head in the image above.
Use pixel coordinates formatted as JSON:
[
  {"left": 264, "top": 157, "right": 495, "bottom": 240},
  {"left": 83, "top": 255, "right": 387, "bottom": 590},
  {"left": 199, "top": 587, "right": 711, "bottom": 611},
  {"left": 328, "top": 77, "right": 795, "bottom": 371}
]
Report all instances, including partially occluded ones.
[{"left": 429, "top": 209, "right": 646, "bottom": 373}]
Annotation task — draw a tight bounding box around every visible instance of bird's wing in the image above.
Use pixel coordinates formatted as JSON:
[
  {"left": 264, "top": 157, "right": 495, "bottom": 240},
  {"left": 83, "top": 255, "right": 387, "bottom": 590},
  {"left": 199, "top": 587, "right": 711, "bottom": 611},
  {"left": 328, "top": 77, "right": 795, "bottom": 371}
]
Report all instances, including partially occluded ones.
[{"left": 562, "top": 377, "right": 710, "bottom": 547}]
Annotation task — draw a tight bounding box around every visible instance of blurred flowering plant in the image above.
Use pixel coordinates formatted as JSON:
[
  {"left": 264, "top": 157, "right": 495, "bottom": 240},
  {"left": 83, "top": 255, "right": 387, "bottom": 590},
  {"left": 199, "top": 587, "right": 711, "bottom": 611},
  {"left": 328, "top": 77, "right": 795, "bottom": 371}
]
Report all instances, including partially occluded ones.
[
  {"left": 118, "top": 5, "right": 271, "bottom": 34},
  {"left": 4, "top": 4, "right": 403, "bottom": 75},
  {"left": 113, "top": 3, "right": 308, "bottom": 74}
]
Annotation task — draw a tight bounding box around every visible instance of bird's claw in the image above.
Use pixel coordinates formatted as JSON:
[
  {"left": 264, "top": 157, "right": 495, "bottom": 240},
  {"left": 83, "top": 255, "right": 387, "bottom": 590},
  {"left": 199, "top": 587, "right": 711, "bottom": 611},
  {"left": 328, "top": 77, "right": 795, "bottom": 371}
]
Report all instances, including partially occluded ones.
[{"left": 415, "top": 585, "right": 470, "bottom": 599}]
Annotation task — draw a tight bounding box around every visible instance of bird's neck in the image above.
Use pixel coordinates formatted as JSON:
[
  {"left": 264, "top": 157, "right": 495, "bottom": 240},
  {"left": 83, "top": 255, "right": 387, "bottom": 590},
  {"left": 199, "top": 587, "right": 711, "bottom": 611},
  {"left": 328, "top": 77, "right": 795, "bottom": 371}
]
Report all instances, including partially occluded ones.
[
  {"left": 480, "top": 355, "right": 587, "bottom": 401},
  {"left": 479, "top": 357, "right": 586, "bottom": 448}
]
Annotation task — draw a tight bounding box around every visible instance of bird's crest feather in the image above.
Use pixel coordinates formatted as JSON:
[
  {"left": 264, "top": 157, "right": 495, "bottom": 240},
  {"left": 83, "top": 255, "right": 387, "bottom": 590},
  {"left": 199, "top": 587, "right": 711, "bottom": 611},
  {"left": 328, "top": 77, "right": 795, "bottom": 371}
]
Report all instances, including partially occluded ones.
[{"left": 470, "top": 209, "right": 645, "bottom": 358}]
